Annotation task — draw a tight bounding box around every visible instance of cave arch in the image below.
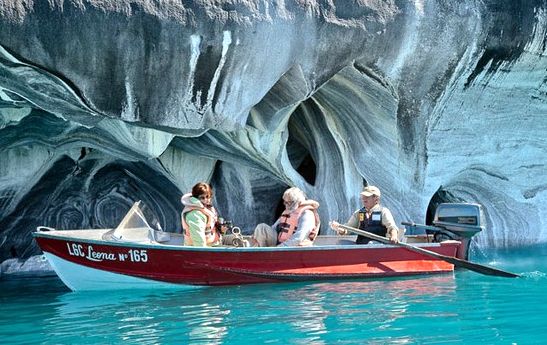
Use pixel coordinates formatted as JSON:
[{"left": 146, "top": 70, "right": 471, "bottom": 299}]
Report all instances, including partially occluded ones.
[
  {"left": 286, "top": 130, "right": 317, "bottom": 186},
  {"left": 426, "top": 186, "right": 465, "bottom": 225},
  {"left": 286, "top": 103, "right": 319, "bottom": 186}
]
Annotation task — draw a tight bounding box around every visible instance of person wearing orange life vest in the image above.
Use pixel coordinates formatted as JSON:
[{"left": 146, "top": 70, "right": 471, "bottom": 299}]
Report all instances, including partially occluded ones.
[
  {"left": 330, "top": 185, "right": 399, "bottom": 244},
  {"left": 181, "top": 182, "right": 223, "bottom": 247},
  {"left": 252, "top": 187, "right": 321, "bottom": 247}
]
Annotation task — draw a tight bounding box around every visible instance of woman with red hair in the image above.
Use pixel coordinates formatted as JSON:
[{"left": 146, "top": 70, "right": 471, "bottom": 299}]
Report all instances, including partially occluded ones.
[{"left": 181, "top": 182, "right": 222, "bottom": 247}]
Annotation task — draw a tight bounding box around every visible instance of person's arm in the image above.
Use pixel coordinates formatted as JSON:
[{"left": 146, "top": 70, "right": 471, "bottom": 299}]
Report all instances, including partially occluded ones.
[
  {"left": 185, "top": 211, "right": 207, "bottom": 246},
  {"left": 278, "top": 210, "right": 314, "bottom": 246},
  {"left": 344, "top": 211, "right": 360, "bottom": 228},
  {"left": 381, "top": 208, "right": 399, "bottom": 242},
  {"left": 330, "top": 210, "right": 359, "bottom": 234}
]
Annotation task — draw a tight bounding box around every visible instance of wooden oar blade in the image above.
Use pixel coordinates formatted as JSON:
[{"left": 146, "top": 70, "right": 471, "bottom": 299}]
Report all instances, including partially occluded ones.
[
  {"left": 442, "top": 255, "right": 519, "bottom": 278},
  {"left": 395, "top": 239, "right": 519, "bottom": 278}
]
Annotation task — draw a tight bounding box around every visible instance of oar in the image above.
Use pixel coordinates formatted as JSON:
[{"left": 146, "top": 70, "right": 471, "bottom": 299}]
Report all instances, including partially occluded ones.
[{"left": 338, "top": 224, "right": 519, "bottom": 278}]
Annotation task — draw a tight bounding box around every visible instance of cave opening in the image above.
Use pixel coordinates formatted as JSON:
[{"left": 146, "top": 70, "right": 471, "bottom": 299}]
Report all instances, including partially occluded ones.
[
  {"left": 426, "top": 187, "right": 465, "bottom": 225},
  {"left": 274, "top": 197, "right": 286, "bottom": 220},
  {"left": 209, "top": 160, "right": 290, "bottom": 228},
  {"left": 286, "top": 117, "right": 317, "bottom": 186}
]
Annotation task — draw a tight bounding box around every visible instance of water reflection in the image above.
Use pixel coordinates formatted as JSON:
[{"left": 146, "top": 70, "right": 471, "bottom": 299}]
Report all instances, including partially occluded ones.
[
  {"left": 311, "top": 274, "right": 456, "bottom": 298},
  {"left": 45, "top": 288, "right": 230, "bottom": 344},
  {"left": 305, "top": 275, "right": 458, "bottom": 340},
  {"left": 4, "top": 267, "right": 547, "bottom": 344},
  {"left": 35, "top": 275, "right": 456, "bottom": 344},
  {"left": 220, "top": 275, "right": 458, "bottom": 344}
]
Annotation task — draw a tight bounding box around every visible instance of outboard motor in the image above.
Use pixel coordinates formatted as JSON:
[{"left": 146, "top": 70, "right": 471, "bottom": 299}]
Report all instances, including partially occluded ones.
[
  {"left": 433, "top": 203, "right": 484, "bottom": 238},
  {"left": 432, "top": 203, "right": 484, "bottom": 260},
  {"left": 404, "top": 203, "right": 485, "bottom": 260}
]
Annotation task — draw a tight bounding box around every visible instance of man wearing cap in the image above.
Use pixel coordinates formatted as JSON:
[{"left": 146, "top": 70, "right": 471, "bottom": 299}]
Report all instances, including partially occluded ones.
[{"left": 330, "top": 186, "right": 399, "bottom": 244}]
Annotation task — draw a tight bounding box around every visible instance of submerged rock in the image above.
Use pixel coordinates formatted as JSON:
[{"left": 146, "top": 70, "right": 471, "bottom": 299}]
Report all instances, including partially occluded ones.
[
  {"left": 0, "top": 255, "right": 54, "bottom": 278},
  {"left": 0, "top": 1, "right": 546, "bottom": 266}
]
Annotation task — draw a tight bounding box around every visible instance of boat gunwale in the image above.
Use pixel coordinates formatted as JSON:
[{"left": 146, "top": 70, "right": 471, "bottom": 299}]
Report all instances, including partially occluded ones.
[{"left": 33, "top": 229, "right": 458, "bottom": 252}]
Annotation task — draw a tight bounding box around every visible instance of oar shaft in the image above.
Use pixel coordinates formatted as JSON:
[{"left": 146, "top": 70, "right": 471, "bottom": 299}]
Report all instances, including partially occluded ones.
[
  {"left": 338, "top": 224, "right": 390, "bottom": 244},
  {"left": 338, "top": 224, "right": 519, "bottom": 278},
  {"left": 338, "top": 224, "right": 443, "bottom": 257}
]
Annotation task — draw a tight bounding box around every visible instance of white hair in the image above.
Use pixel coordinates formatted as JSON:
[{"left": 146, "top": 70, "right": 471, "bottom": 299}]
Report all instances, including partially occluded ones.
[{"left": 283, "top": 187, "right": 306, "bottom": 205}]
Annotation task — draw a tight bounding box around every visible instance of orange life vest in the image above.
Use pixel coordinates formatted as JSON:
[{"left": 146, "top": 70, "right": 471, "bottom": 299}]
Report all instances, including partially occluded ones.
[
  {"left": 181, "top": 205, "right": 220, "bottom": 246},
  {"left": 277, "top": 200, "right": 320, "bottom": 246}
]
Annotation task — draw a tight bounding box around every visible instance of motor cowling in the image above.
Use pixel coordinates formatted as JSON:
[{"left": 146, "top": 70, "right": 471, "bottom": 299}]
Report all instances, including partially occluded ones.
[
  {"left": 430, "top": 203, "right": 484, "bottom": 260},
  {"left": 433, "top": 203, "right": 484, "bottom": 239},
  {"left": 403, "top": 203, "right": 485, "bottom": 260}
]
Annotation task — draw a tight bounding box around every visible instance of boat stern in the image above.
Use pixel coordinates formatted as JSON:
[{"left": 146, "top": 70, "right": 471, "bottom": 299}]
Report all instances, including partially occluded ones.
[{"left": 404, "top": 203, "right": 485, "bottom": 260}]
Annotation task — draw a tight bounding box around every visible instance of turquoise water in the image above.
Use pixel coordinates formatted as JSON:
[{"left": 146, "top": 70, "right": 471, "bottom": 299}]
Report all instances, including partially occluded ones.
[{"left": 1, "top": 245, "right": 546, "bottom": 344}]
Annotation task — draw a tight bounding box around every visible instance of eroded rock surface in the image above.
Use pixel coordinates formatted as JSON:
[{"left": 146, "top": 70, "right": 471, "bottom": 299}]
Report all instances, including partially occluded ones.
[{"left": 1, "top": 1, "right": 546, "bottom": 266}]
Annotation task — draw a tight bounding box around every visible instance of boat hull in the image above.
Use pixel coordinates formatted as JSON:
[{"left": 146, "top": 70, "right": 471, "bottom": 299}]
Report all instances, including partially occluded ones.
[{"left": 34, "top": 231, "right": 460, "bottom": 291}]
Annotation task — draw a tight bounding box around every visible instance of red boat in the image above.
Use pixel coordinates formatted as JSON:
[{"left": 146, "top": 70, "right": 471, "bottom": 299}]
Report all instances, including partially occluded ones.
[{"left": 33, "top": 202, "right": 485, "bottom": 291}]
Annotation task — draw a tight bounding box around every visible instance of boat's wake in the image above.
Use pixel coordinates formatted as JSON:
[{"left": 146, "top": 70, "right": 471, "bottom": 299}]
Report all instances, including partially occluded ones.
[{"left": 519, "top": 270, "right": 546, "bottom": 279}]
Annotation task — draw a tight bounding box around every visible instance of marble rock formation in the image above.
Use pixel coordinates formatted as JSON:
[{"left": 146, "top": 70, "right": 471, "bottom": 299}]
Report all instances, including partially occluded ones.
[{"left": 0, "top": 1, "right": 546, "bottom": 269}]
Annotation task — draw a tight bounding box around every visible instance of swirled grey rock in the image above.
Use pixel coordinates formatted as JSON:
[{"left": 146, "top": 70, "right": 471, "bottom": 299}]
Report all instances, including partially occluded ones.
[
  {"left": 0, "top": 0, "right": 546, "bottom": 268},
  {"left": 0, "top": 255, "right": 54, "bottom": 278},
  {"left": 0, "top": 150, "right": 183, "bottom": 261}
]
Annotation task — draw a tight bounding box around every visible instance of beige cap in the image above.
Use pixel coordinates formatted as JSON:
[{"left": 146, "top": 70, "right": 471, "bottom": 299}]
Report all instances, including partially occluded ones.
[{"left": 360, "top": 185, "right": 381, "bottom": 197}]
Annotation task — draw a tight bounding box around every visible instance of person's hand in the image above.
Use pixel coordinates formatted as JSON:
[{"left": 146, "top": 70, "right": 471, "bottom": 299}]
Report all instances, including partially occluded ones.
[
  {"left": 329, "top": 221, "right": 346, "bottom": 235},
  {"left": 389, "top": 236, "right": 399, "bottom": 244}
]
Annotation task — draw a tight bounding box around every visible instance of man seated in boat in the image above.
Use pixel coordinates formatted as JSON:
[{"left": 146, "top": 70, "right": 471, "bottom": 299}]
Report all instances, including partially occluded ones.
[
  {"left": 252, "top": 187, "right": 321, "bottom": 247},
  {"left": 181, "top": 182, "right": 226, "bottom": 247},
  {"left": 330, "top": 185, "right": 399, "bottom": 244}
]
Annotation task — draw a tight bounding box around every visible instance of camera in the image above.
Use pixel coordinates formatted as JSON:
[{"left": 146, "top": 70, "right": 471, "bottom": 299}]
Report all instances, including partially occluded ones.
[{"left": 217, "top": 218, "right": 233, "bottom": 233}]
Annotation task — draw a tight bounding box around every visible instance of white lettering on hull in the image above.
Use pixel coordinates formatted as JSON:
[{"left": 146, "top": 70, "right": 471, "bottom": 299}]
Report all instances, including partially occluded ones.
[
  {"left": 66, "top": 243, "right": 148, "bottom": 263},
  {"left": 86, "top": 246, "right": 117, "bottom": 262}
]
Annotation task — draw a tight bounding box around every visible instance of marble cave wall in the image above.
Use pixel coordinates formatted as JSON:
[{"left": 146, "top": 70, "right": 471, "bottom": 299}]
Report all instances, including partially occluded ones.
[{"left": 0, "top": 0, "right": 546, "bottom": 265}]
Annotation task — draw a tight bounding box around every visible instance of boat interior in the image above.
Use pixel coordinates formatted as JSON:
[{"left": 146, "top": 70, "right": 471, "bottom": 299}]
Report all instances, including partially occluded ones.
[
  {"left": 36, "top": 200, "right": 483, "bottom": 249},
  {"left": 36, "top": 226, "right": 439, "bottom": 248}
]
